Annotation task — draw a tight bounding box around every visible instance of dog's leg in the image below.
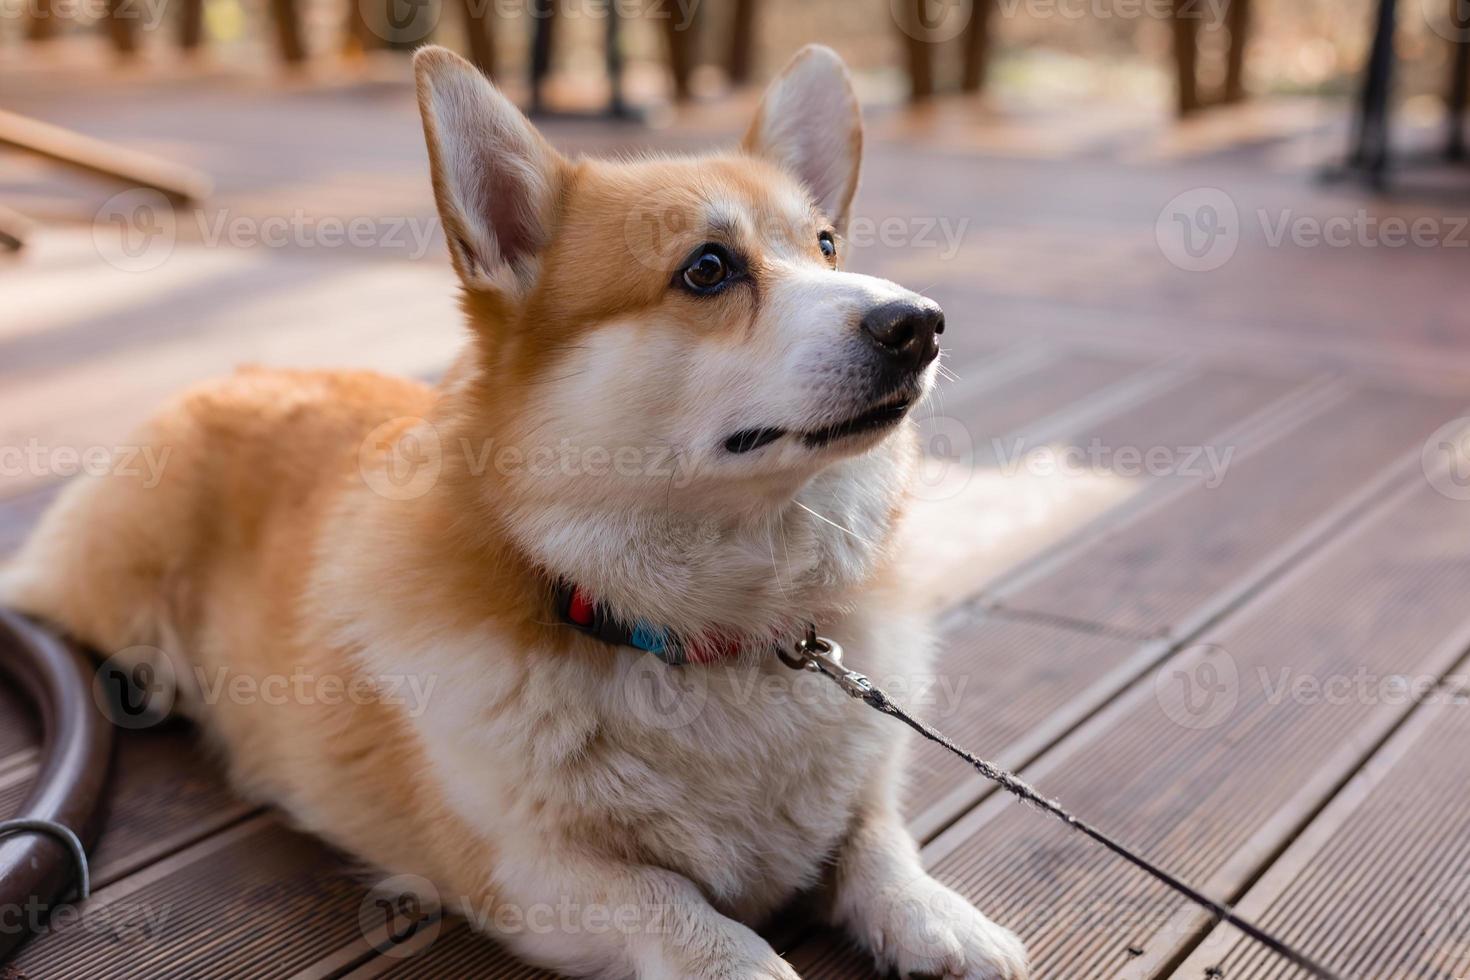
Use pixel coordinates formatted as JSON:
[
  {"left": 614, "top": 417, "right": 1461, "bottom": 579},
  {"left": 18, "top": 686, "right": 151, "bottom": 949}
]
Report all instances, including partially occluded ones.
[
  {"left": 829, "top": 803, "right": 1029, "bottom": 980},
  {"left": 484, "top": 857, "right": 800, "bottom": 980}
]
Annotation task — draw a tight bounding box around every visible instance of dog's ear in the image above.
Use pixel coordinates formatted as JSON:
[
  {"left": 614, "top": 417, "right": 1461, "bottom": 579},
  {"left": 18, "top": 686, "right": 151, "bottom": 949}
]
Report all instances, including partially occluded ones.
[
  {"left": 743, "top": 45, "right": 862, "bottom": 235},
  {"left": 414, "top": 46, "right": 566, "bottom": 295}
]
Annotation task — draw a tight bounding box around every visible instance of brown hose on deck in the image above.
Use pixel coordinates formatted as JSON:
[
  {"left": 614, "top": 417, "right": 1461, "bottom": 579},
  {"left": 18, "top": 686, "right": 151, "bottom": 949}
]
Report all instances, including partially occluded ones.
[{"left": 0, "top": 609, "right": 114, "bottom": 962}]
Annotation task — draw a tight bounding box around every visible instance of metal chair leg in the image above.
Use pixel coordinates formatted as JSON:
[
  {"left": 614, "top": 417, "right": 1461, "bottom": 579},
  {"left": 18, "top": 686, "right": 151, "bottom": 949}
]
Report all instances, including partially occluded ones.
[
  {"left": 529, "top": 0, "right": 557, "bottom": 116},
  {"left": 1447, "top": 14, "right": 1470, "bottom": 161},
  {"left": 1351, "top": 0, "right": 1399, "bottom": 183}
]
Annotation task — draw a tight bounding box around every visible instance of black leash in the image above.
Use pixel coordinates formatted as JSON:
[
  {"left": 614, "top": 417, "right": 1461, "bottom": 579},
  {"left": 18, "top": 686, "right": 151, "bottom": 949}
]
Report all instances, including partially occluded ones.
[{"left": 779, "top": 628, "right": 1345, "bottom": 980}]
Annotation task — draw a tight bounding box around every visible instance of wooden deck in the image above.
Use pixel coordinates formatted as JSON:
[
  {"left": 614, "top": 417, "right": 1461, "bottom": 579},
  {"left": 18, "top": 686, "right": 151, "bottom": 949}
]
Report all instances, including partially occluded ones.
[{"left": 3, "top": 57, "right": 1470, "bottom": 979}]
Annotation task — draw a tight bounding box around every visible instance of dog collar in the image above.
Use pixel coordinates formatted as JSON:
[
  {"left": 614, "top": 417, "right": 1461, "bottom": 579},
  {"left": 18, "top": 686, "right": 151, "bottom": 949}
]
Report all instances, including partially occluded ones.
[{"left": 553, "top": 580, "right": 743, "bottom": 666}]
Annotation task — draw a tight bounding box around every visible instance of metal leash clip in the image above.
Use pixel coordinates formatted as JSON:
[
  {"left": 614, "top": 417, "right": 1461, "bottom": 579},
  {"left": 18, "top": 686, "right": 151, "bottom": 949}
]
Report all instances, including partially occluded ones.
[{"left": 779, "top": 625, "right": 875, "bottom": 701}]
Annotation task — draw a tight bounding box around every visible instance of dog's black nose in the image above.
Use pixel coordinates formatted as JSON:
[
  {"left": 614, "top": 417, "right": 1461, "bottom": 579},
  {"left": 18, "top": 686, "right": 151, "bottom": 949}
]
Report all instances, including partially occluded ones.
[{"left": 859, "top": 298, "right": 944, "bottom": 371}]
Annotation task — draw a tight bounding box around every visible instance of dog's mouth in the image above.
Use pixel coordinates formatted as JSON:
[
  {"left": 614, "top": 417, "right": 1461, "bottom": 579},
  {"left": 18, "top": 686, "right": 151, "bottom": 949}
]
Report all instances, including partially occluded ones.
[{"left": 723, "top": 395, "right": 915, "bottom": 455}]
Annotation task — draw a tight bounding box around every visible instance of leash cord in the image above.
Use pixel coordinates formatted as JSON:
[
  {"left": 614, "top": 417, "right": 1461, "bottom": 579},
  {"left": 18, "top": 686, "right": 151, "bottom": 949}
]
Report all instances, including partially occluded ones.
[{"left": 787, "top": 633, "right": 1345, "bottom": 980}]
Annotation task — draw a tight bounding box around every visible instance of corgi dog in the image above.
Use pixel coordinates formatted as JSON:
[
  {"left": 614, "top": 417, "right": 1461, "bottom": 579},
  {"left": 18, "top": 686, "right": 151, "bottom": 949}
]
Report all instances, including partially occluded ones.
[{"left": 2, "top": 45, "right": 1028, "bottom": 980}]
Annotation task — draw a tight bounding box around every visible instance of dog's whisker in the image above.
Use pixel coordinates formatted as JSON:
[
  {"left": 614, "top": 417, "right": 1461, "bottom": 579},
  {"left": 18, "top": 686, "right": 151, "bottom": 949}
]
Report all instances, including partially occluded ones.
[{"left": 794, "top": 500, "right": 875, "bottom": 547}]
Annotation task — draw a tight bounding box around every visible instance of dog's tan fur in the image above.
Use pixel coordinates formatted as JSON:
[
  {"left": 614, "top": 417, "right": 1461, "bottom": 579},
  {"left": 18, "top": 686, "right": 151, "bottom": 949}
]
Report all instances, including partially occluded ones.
[{"left": 3, "top": 46, "right": 1027, "bottom": 979}]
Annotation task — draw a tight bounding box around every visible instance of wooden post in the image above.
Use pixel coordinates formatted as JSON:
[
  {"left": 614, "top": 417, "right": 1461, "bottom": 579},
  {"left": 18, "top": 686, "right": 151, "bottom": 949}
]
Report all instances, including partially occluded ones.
[
  {"left": 179, "top": 0, "right": 205, "bottom": 51},
  {"left": 107, "top": 0, "right": 139, "bottom": 55},
  {"left": 662, "top": 0, "right": 696, "bottom": 102},
  {"left": 1170, "top": 0, "right": 1201, "bottom": 116},
  {"left": 1222, "top": 0, "right": 1251, "bottom": 104},
  {"left": 727, "top": 0, "right": 757, "bottom": 86},
  {"left": 459, "top": 0, "right": 496, "bottom": 77},
  {"left": 961, "top": 0, "right": 994, "bottom": 93},
  {"left": 26, "top": 0, "right": 58, "bottom": 42},
  {"left": 270, "top": 0, "right": 307, "bottom": 63},
  {"left": 901, "top": 0, "right": 935, "bottom": 101}
]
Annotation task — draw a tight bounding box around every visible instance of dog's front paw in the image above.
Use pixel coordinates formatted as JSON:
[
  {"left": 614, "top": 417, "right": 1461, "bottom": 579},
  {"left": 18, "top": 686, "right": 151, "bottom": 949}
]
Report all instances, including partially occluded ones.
[
  {"left": 662, "top": 920, "right": 802, "bottom": 980},
  {"left": 850, "top": 876, "right": 1028, "bottom": 980}
]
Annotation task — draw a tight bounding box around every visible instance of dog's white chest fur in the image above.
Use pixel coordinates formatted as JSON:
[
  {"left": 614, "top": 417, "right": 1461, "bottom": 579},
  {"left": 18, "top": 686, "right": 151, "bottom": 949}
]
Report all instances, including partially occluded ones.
[{"left": 388, "top": 604, "right": 920, "bottom": 921}]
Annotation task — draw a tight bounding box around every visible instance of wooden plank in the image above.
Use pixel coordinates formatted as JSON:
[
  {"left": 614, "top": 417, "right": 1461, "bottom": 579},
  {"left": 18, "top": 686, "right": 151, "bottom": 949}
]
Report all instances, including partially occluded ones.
[
  {"left": 792, "top": 474, "right": 1470, "bottom": 978},
  {"left": 941, "top": 348, "right": 1154, "bottom": 441},
  {"left": 991, "top": 386, "right": 1466, "bottom": 638},
  {"left": 11, "top": 817, "right": 363, "bottom": 979},
  {"left": 0, "top": 110, "right": 211, "bottom": 205},
  {"left": 88, "top": 730, "right": 256, "bottom": 886},
  {"left": 342, "top": 921, "right": 549, "bottom": 979},
  {"left": 1172, "top": 692, "right": 1470, "bottom": 980}
]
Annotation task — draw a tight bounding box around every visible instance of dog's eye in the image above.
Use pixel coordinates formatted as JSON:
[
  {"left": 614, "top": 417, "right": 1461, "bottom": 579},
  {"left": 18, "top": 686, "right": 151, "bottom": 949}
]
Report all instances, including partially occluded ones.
[
  {"left": 681, "top": 245, "right": 732, "bottom": 293},
  {"left": 818, "top": 230, "right": 837, "bottom": 262}
]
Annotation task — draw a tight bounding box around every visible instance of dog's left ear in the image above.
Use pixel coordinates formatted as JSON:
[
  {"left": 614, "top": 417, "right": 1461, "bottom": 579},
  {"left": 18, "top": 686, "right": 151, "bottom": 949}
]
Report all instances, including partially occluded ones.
[
  {"left": 414, "top": 46, "right": 566, "bottom": 297},
  {"left": 743, "top": 45, "right": 862, "bottom": 235}
]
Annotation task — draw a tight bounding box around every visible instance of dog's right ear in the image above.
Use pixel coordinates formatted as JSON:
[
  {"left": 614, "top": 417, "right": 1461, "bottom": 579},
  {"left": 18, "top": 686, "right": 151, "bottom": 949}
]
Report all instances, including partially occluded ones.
[{"left": 414, "top": 46, "right": 565, "bottom": 296}]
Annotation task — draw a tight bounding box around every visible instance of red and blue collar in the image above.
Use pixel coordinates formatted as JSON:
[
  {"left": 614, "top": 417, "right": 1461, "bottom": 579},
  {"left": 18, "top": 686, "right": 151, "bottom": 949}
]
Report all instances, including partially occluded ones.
[{"left": 553, "top": 580, "right": 744, "bottom": 666}]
